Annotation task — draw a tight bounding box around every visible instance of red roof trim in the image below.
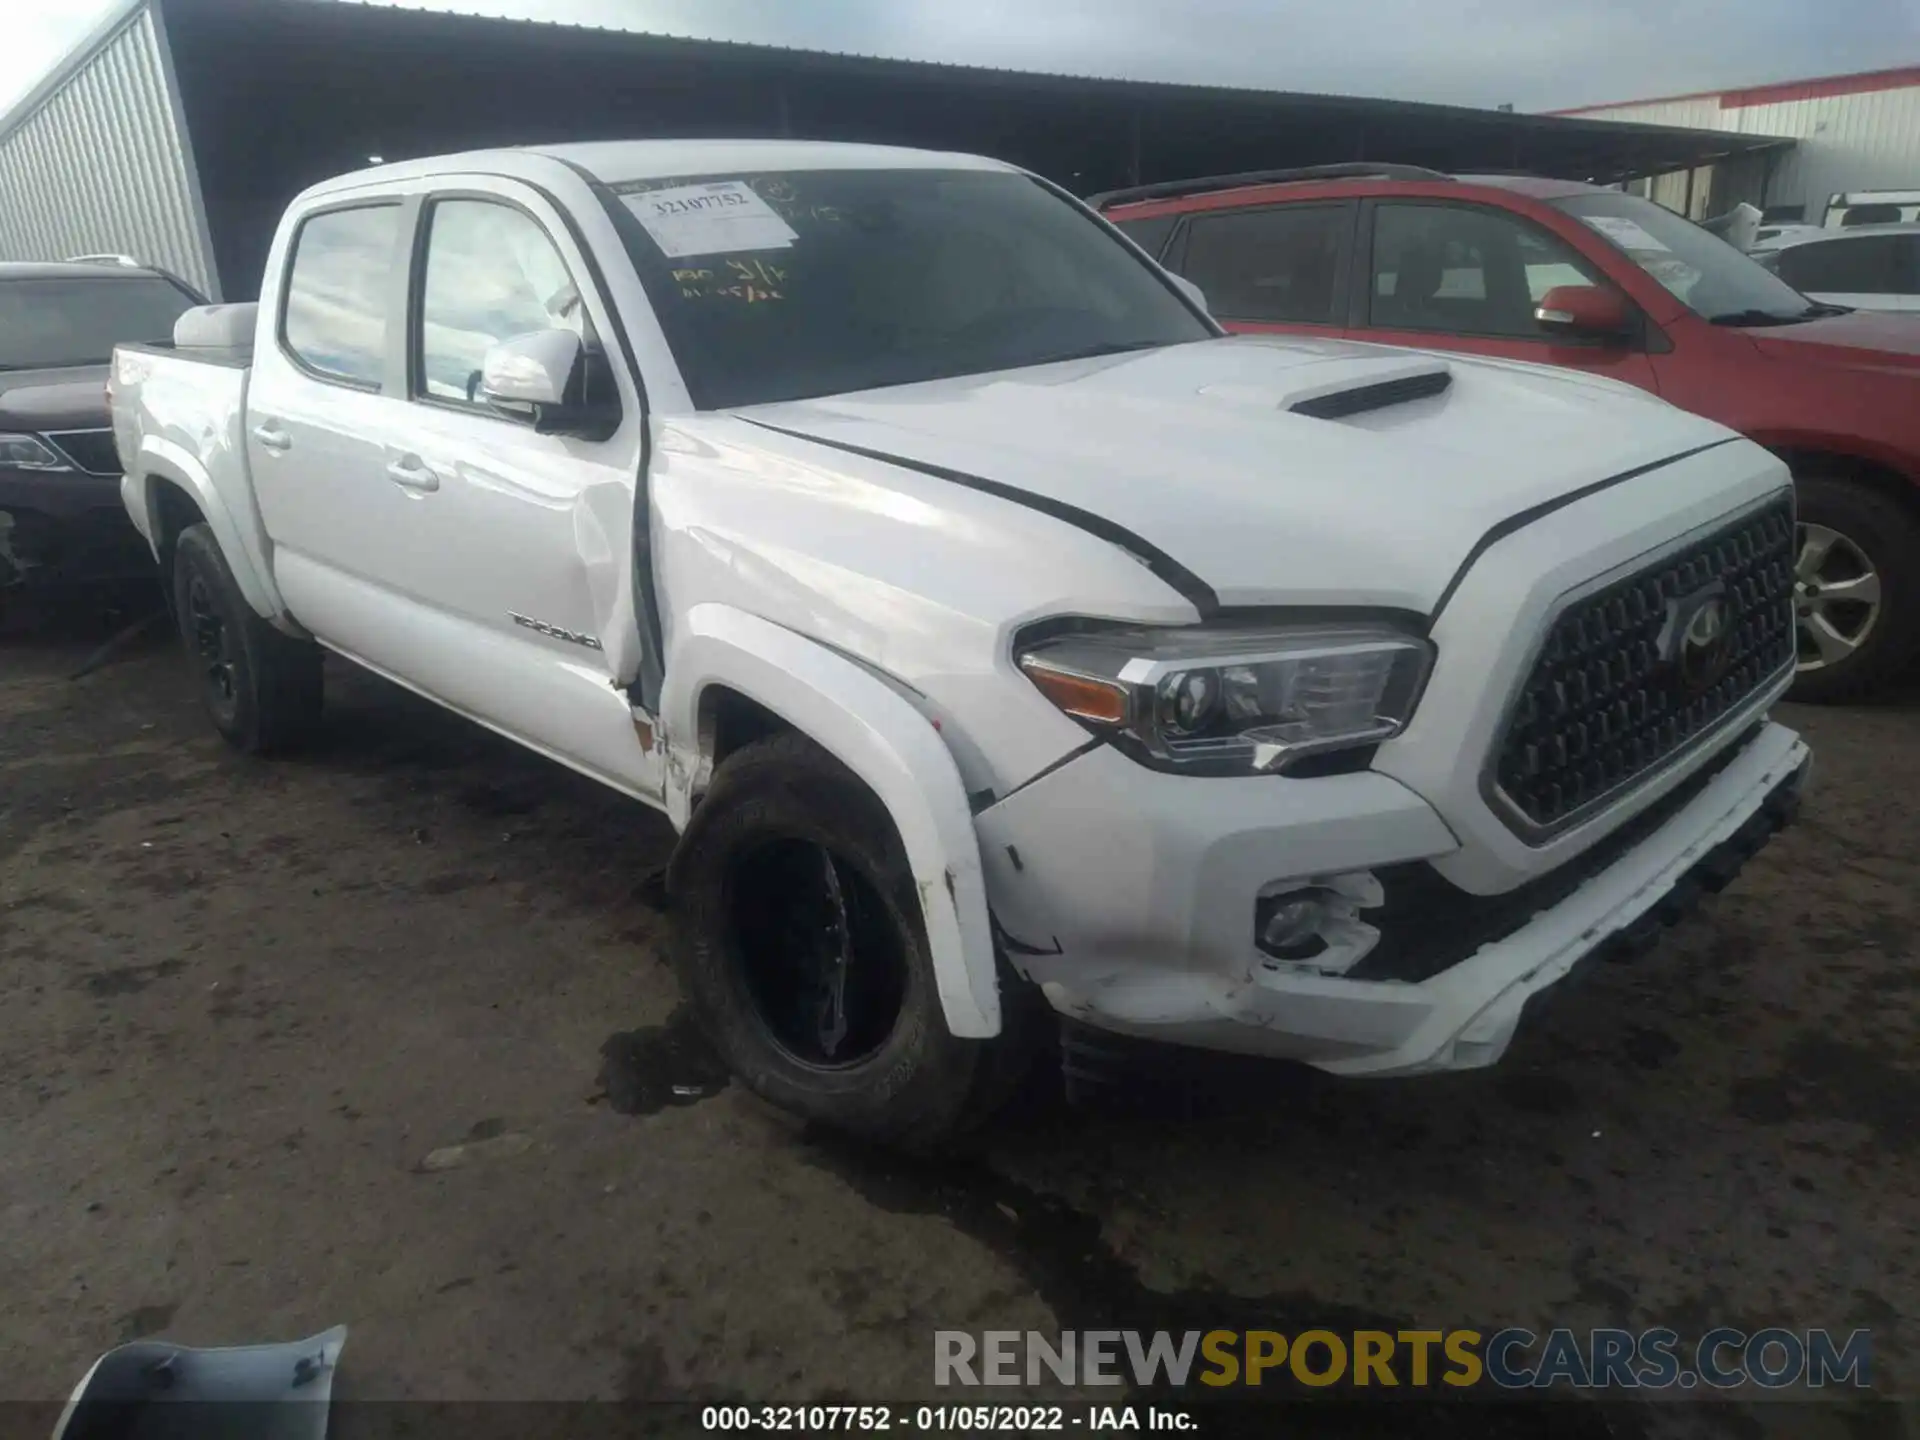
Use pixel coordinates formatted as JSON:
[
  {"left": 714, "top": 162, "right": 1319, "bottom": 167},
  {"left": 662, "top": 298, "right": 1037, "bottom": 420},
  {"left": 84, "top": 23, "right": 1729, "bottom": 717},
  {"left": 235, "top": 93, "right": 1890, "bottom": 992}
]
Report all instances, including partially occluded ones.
[
  {"left": 1548, "top": 64, "right": 1920, "bottom": 117},
  {"left": 1719, "top": 66, "right": 1920, "bottom": 108}
]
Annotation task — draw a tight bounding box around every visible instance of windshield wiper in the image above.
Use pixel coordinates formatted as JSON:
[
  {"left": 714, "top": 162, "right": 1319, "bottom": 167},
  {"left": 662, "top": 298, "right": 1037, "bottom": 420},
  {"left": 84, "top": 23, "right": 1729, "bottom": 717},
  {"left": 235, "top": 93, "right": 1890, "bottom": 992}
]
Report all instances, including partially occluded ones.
[{"left": 1708, "top": 307, "right": 1825, "bottom": 327}]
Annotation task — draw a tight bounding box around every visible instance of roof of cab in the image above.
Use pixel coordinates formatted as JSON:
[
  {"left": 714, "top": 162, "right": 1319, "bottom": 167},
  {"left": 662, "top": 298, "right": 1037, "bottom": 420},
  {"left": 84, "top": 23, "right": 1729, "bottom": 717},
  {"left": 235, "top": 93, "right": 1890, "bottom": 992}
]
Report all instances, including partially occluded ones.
[
  {"left": 1101, "top": 168, "right": 1607, "bottom": 217},
  {"left": 536, "top": 138, "right": 1016, "bottom": 184},
  {"left": 307, "top": 138, "right": 1015, "bottom": 199},
  {"left": 1453, "top": 174, "right": 1608, "bottom": 200}
]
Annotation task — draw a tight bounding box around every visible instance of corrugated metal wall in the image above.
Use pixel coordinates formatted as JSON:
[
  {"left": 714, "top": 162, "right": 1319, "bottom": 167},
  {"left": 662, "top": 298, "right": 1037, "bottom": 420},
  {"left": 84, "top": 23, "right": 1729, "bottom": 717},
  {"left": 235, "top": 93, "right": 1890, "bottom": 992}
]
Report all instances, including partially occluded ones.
[
  {"left": 1732, "top": 87, "right": 1920, "bottom": 219},
  {"left": 1563, "top": 83, "right": 1920, "bottom": 222},
  {"left": 0, "top": 3, "right": 217, "bottom": 296}
]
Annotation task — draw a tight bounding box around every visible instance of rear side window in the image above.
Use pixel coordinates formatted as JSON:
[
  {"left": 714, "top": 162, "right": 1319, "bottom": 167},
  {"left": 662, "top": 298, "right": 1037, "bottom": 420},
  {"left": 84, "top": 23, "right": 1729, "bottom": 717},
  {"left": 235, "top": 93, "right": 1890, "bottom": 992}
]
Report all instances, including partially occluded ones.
[
  {"left": 281, "top": 204, "right": 401, "bottom": 387},
  {"left": 1177, "top": 205, "right": 1347, "bottom": 324},
  {"left": 1167, "top": 205, "right": 1351, "bottom": 324},
  {"left": 1109, "top": 213, "right": 1178, "bottom": 261},
  {"left": 1775, "top": 236, "right": 1910, "bottom": 294}
]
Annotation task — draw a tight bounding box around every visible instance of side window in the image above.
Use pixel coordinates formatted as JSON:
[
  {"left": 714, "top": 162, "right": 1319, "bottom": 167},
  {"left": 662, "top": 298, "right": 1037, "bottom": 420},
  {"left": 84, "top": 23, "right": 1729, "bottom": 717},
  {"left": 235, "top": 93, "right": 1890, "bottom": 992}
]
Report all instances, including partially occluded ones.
[
  {"left": 1178, "top": 206, "right": 1346, "bottom": 324},
  {"left": 1775, "top": 236, "right": 1901, "bottom": 294},
  {"left": 1110, "top": 213, "right": 1177, "bottom": 262},
  {"left": 281, "top": 204, "right": 401, "bottom": 387},
  {"left": 416, "top": 199, "right": 593, "bottom": 408},
  {"left": 1369, "top": 203, "right": 1603, "bottom": 339}
]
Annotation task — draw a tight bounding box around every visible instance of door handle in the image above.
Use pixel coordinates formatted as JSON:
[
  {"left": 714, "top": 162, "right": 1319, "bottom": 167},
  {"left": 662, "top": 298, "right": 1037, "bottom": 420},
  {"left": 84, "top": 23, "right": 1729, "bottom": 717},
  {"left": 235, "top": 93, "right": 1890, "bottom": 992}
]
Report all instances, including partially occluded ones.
[
  {"left": 385, "top": 455, "right": 441, "bottom": 493},
  {"left": 251, "top": 423, "right": 291, "bottom": 453}
]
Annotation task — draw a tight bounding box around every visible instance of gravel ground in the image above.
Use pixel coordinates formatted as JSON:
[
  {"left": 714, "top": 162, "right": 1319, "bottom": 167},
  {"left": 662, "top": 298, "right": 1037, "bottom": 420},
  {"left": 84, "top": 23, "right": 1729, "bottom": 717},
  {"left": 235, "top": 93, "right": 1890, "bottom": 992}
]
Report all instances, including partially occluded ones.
[{"left": 2, "top": 595, "right": 1915, "bottom": 1436}]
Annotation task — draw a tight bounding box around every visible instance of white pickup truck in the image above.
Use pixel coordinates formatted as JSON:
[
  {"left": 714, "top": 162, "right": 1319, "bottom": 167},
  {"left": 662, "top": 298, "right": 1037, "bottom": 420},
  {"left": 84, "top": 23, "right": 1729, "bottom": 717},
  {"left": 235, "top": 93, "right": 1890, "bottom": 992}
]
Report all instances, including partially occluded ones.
[{"left": 111, "top": 139, "right": 1810, "bottom": 1142}]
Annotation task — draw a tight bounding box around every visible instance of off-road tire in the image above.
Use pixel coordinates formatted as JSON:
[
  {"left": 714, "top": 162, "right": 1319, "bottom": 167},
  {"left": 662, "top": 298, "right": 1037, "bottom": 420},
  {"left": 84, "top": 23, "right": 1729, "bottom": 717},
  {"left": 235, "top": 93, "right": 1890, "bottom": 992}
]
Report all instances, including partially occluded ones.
[
  {"left": 171, "top": 523, "right": 323, "bottom": 753},
  {"left": 1788, "top": 476, "right": 1920, "bottom": 704},
  {"left": 668, "top": 731, "right": 1028, "bottom": 1147}
]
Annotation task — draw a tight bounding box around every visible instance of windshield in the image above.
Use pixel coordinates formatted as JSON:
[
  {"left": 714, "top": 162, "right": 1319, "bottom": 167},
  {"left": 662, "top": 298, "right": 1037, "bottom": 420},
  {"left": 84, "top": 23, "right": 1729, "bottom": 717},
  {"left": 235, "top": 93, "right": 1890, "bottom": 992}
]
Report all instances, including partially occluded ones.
[
  {"left": 0, "top": 276, "right": 198, "bottom": 370},
  {"left": 607, "top": 168, "right": 1214, "bottom": 409},
  {"left": 1552, "top": 193, "right": 1824, "bottom": 325}
]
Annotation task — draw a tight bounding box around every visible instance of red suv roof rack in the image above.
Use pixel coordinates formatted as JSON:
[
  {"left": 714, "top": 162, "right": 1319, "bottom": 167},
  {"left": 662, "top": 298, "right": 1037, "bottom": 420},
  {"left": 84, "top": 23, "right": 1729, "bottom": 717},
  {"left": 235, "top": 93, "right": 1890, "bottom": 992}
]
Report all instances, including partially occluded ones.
[{"left": 1087, "top": 162, "right": 1454, "bottom": 210}]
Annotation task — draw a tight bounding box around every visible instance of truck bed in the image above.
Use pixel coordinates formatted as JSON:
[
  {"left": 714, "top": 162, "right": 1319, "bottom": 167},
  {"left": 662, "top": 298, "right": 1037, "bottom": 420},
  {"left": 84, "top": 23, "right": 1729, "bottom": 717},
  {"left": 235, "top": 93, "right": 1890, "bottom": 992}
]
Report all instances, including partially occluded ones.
[
  {"left": 117, "top": 339, "right": 253, "bottom": 370},
  {"left": 111, "top": 337, "right": 281, "bottom": 623}
]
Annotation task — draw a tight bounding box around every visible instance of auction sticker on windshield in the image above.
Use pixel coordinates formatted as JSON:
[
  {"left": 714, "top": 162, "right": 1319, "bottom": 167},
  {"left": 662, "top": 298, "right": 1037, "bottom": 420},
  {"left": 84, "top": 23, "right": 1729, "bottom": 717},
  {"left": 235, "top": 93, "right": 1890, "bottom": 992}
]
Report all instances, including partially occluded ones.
[
  {"left": 1578, "top": 215, "right": 1671, "bottom": 254},
  {"left": 624, "top": 181, "right": 799, "bottom": 258}
]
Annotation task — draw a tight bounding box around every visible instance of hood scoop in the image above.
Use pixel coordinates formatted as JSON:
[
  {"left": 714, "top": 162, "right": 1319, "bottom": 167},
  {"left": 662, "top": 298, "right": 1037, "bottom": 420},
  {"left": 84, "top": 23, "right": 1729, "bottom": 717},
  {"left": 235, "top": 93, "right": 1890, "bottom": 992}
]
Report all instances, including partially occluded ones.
[
  {"left": 1289, "top": 366, "right": 1451, "bottom": 419},
  {"left": 1199, "top": 354, "right": 1452, "bottom": 422}
]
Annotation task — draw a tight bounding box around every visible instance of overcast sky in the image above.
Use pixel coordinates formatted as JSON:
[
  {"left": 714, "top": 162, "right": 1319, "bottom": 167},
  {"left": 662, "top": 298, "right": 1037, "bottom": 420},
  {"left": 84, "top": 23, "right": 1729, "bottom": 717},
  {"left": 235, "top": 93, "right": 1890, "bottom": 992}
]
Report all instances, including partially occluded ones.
[{"left": 4, "top": 0, "right": 1917, "bottom": 118}]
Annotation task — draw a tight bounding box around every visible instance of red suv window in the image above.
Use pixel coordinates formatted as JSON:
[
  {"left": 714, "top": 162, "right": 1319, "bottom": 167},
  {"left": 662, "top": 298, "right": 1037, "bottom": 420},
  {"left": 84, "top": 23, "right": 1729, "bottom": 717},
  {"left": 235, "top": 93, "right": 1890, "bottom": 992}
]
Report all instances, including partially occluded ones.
[
  {"left": 1367, "top": 202, "right": 1600, "bottom": 340},
  {"left": 1177, "top": 204, "right": 1350, "bottom": 325}
]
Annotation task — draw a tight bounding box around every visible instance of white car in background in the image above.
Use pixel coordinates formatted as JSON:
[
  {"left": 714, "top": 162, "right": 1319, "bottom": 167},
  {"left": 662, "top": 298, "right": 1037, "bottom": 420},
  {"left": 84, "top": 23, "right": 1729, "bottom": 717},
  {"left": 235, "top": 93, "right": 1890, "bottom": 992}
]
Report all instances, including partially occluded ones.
[
  {"left": 1823, "top": 190, "right": 1920, "bottom": 229},
  {"left": 1755, "top": 224, "right": 1920, "bottom": 312},
  {"left": 1746, "top": 223, "right": 1826, "bottom": 254}
]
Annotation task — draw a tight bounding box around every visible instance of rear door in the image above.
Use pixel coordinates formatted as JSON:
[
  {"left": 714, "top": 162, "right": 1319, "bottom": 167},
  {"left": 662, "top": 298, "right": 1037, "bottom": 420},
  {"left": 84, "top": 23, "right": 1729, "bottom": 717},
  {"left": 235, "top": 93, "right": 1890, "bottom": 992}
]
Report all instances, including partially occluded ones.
[
  {"left": 246, "top": 197, "right": 415, "bottom": 609},
  {"left": 1165, "top": 202, "right": 1355, "bottom": 338},
  {"left": 1349, "top": 199, "right": 1661, "bottom": 391}
]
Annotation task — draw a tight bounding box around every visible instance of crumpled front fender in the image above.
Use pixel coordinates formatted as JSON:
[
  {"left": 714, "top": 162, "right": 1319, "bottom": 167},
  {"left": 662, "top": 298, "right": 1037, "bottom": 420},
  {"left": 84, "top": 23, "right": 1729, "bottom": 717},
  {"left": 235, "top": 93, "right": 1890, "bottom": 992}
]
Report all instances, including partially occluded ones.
[{"left": 659, "top": 602, "right": 1001, "bottom": 1038}]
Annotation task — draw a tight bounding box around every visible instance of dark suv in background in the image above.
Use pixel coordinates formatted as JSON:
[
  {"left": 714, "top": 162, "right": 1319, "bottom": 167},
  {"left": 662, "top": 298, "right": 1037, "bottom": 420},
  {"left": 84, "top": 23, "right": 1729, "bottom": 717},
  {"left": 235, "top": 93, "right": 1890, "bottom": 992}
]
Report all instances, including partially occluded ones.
[
  {"left": 1, "top": 259, "right": 200, "bottom": 599},
  {"left": 1098, "top": 164, "right": 1920, "bottom": 702}
]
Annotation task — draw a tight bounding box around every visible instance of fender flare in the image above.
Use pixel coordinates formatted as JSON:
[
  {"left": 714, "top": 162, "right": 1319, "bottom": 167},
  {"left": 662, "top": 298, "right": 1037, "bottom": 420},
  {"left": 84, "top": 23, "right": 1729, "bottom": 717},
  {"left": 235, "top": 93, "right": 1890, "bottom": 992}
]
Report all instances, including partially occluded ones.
[
  {"left": 659, "top": 603, "right": 1001, "bottom": 1039},
  {"left": 135, "top": 436, "right": 290, "bottom": 627}
]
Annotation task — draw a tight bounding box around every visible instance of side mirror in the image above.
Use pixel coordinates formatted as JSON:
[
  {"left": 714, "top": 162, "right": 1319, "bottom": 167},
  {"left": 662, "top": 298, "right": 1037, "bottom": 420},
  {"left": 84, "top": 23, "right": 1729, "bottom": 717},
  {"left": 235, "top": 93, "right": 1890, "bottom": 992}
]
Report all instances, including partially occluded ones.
[
  {"left": 479, "top": 329, "right": 620, "bottom": 439},
  {"left": 1169, "top": 273, "right": 1211, "bottom": 315},
  {"left": 1534, "top": 284, "right": 1633, "bottom": 341}
]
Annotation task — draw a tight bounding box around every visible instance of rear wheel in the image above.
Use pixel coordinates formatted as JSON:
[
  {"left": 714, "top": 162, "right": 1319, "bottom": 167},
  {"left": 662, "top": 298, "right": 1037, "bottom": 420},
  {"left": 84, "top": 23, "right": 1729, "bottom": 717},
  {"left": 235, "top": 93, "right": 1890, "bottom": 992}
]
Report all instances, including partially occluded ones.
[
  {"left": 171, "top": 523, "right": 323, "bottom": 753},
  {"left": 667, "top": 732, "right": 1024, "bottom": 1146},
  {"left": 1788, "top": 476, "right": 1920, "bottom": 703}
]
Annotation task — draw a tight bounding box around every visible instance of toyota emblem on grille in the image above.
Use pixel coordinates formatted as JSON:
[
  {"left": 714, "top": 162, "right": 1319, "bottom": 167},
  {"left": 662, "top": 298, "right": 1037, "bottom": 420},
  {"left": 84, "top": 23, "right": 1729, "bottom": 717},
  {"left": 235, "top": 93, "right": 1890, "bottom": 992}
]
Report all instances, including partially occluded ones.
[{"left": 1660, "top": 582, "right": 1733, "bottom": 695}]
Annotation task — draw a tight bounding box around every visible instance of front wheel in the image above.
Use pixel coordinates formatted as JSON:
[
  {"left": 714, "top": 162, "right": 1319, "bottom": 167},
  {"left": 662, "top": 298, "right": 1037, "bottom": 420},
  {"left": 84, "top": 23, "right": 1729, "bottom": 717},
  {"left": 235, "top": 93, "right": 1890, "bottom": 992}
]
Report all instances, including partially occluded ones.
[
  {"left": 1788, "top": 477, "right": 1920, "bottom": 704},
  {"left": 667, "top": 732, "right": 1017, "bottom": 1147},
  {"left": 171, "top": 523, "right": 323, "bottom": 753}
]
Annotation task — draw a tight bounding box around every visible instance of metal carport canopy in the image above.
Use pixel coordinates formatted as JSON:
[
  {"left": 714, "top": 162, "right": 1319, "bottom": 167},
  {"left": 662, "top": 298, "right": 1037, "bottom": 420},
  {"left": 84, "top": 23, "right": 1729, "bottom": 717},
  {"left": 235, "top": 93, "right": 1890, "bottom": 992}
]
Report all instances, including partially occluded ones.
[{"left": 27, "top": 0, "right": 1797, "bottom": 297}]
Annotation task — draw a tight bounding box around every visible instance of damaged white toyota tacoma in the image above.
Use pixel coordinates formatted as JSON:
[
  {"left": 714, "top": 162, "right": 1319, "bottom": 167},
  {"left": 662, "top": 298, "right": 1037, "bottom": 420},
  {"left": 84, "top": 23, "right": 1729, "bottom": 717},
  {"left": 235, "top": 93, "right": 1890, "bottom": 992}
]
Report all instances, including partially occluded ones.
[{"left": 111, "top": 140, "right": 1810, "bottom": 1142}]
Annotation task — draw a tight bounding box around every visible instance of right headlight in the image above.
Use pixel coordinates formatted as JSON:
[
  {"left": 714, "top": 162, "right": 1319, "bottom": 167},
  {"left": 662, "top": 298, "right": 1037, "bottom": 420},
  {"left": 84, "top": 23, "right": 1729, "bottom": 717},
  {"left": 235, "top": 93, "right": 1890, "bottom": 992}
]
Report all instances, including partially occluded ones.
[
  {"left": 1016, "top": 621, "right": 1433, "bottom": 775},
  {"left": 0, "top": 433, "right": 73, "bottom": 472}
]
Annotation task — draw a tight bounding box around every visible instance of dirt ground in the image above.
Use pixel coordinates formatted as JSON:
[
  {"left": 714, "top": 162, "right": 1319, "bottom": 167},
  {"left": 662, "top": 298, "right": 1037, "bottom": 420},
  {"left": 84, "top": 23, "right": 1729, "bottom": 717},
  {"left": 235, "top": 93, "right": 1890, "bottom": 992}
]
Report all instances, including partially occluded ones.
[{"left": 2, "top": 594, "right": 1916, "bottom": 1435}]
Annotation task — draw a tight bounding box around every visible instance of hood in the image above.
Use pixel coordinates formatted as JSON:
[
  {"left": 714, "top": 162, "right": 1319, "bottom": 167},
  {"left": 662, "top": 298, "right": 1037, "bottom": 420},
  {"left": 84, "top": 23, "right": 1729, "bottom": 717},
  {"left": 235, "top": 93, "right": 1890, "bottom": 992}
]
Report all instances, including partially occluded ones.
[
  {"left": 739, "top": 336, "right": 1734, "bottom": 612},
  {"left": 1741, "top": 309, "right": 1920, "bottom": 370},
  {"left": 0, "top": 364, "right": 110, "bottom": 432}
]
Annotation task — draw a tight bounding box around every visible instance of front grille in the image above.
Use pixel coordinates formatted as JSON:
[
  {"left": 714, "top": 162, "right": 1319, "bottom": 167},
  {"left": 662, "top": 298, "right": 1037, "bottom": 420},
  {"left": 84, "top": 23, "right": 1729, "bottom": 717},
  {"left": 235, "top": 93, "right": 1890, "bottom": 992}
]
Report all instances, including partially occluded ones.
[
  {"left": 45, "top": 429, "right": 121, "bottom": 476},
  {"left": 1352, "top": 724, "right": 1759, "bottom": 983},
  {"left": 1492, "top": 497, "right": 1795, "bottom": 835}
]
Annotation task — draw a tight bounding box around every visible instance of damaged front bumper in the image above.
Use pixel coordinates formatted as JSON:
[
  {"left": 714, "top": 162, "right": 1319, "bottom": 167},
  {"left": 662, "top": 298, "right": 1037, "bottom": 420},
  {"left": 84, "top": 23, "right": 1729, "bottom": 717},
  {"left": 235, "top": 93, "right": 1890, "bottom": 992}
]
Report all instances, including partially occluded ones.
[{"left": 975, "top": 720, "right": 1808, "bottom": 1077}]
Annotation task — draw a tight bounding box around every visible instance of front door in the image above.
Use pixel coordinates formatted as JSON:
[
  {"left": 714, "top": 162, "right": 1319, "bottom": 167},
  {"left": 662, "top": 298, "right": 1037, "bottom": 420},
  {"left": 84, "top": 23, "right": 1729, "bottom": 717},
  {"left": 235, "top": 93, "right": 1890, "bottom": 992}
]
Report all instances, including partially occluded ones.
[
  {"left": 1349, "top": 200, "right": 1661, "bottom": 392},
  {"left": 250, "top": 182, "right": 661, "bottom": 802}
]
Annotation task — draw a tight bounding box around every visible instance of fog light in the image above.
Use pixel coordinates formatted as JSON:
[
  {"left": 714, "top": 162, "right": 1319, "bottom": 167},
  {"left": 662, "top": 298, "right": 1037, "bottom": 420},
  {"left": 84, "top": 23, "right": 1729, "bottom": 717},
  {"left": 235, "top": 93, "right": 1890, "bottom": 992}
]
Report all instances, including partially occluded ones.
[
  {"left": 1253, "top": 872, "right": 1384, "bottom": 976},
  {"left": 1258, "top": 891, "right": 1335, "bottom": 960}
]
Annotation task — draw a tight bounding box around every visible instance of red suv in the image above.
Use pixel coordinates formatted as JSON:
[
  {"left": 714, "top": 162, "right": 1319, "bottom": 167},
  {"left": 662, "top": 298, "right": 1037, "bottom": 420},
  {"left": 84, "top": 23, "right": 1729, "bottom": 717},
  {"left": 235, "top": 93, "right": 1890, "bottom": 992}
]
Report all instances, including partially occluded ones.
[{"left": 1097, "top": 164, "right": 1920, "bottom": 701}]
